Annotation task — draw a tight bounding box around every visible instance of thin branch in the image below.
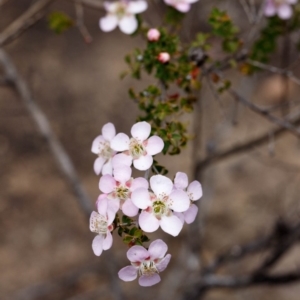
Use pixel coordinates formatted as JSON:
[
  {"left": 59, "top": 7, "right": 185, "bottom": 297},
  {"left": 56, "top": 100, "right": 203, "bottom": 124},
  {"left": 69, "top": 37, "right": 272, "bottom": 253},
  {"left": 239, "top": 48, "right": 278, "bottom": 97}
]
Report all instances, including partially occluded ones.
[
  {"left": 0, "top": 0, "right": 57, "bottom": 47},
  {"left": 0, "top": 48, "right": 93, "bottom": 218},
  {"left": 75, "top": 1, "right": 93, "bottom": 43},
  {"left": 239, "top": 0, "right": 253, "bottom": 23}
]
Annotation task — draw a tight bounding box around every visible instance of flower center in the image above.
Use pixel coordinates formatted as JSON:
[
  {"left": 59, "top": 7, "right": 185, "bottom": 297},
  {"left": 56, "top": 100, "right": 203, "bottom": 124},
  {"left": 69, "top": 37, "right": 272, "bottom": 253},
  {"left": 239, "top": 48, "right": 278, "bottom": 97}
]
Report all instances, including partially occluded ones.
[
  {"left": 91, "top": 213, "right": 108, "bottom": 235},
  {"left": 153, "top": 200, "right": 168, "bottom": 217},
  {"left": 129, "top": 138, "right": 146, "bottom": 159},
  {"left": 113, "top": 2, "right": 128, "bottom": 18},
  {"left": 115, "top": 186, "right": 130, "bottom": 200},
  {"left": 98, "top": 140, "right": 114, "bottom": 160},
  {"left": 139, "top": 260, "right": 158, "bottom": 276}
]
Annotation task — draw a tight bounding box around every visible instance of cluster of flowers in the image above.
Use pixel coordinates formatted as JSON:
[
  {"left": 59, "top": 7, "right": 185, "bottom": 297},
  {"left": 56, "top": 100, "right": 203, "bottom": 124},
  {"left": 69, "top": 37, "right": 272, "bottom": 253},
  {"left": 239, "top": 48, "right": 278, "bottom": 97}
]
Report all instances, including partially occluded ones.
[
  {"left": 99, "top": 0, "right": 199, "bottom": 34},
  {"left": 264, "top": 0, "right": 297, "bottom": 19},
  {"left": 90, "top": 121, "right": 202, "bottom": 286}
]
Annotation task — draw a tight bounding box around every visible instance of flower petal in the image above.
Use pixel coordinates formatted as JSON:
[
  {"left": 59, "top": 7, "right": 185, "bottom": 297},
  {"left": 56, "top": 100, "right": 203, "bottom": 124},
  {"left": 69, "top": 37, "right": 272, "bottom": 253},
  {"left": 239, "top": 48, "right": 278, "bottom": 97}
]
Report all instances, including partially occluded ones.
[
  {"left": 131, "top": 188, "right": 151, "bottom": 209},
  {"left": 112, "top": 153, "right": 133, "bottom": 168},
  {"left": 101, "top": 122, "right": 116, "bottom": 141},
  {"left": 148, "top": 239, "right": 168, "bottom": 260},
  {"left": 99, "top": 15, "right": 118, "bottom": 32},
  {"left": 91, "top": 135, "right": 105, "bottom": 154},
  {"left": 139, "top": 211, "right": 160, "bottom": 232},
  {"left": 174, "top": 2, "right": 190, "bottom": 12},
  {"left": 93, "top": 157, "right": 105, "bottom": 175},
  {"left": 113, "top": 165, "right": 132, "bottom": 183},
  {"left": 102, "top": 159, "right": 113, "bottom": 175},
  {"left": 122, "top": 199, "right": 139, "bottom": 217},
  {"left": 160, "top": 215, "right": 183, "bottom": 236},
  {"left": 145, "top": 136, "right": 164, "bottom": 155},
  {"left": 127, "top": 245, "right": 150, "bottom": 262},
  {"left": 111, "top": 133, "right": 130, "bottom": 151},
  {"left": 156, "top": 254, "right": 171, "bottom": 272},
  {"left": 264, "top": 1, "right": 276, "bottom": 16},
  {"left": 127, "top": 0, "right": 148, "bottom": 14},
  {"left": 131, "top": 177, "right": 149, "bottom": 191},
  {"left": 278, "top": 4, "right": 292, "bottom": 19},
  {"left": 168, "top": 189, "right": 190, "bottom": 212},
  {"left": 131, "top": 121, "right": 151, "bottom": 141},
  {"left": 150, "top": 175, "right": 173, "bottom": 197},
  {"left": 99, "top": 175, "right": 116, "bottom": 194},
  {"left": 187, "top": 181, "right": 203, "bottom": 201},
  {"left": 102, "top": 231, "right": 113, "bottom": 250},
  {"left": 118, "top": 266, "right": 138, "bottom": 282},
  {"left": 184, "top": 204, "right": 198, "bottom": 224},
  {"left": 119, "top": 16, "right": 138, "bottom": 35},
  {"left": 139, "top": 273, "right": 161, "bottom": 287},
  {"left": 174, "top": 172, "right": 188, "bottom": 190},
  {"left": 133, "top": 155, "right": 153, "bottom": 171},
  {"left": 97, "top": 197, "right": 108, "bottom": 215},
  {"left": 92, "top": 235, "right": 104, "bottom": 256}
]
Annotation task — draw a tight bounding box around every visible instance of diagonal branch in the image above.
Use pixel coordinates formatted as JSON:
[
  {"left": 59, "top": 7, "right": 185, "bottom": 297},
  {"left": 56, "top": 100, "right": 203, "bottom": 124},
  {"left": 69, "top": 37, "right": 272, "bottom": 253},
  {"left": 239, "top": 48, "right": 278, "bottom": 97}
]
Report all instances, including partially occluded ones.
[{"left": 0, "top": 48, "right": 93, "bottom": 218}]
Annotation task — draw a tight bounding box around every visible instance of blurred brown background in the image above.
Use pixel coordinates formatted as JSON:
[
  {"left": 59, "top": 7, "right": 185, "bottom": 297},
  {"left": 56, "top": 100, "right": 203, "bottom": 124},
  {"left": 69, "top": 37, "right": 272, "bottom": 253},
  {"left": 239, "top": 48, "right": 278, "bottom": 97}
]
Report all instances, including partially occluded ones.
[{"left": 1, "top": 0, "right": 300, "bottom": 299}]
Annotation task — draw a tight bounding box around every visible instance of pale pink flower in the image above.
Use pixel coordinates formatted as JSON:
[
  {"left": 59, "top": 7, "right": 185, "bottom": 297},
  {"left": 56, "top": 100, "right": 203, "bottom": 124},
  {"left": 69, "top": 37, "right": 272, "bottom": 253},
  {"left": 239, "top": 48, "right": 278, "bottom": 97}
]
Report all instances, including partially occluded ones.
[
  {"left": 89, "top": 197, "right": 118, "bottom": 256},
  {"left": 157, "top": 52, "right": 170, "bottom": 63},
  {"left": 118, "top": 239, "right": 171, "bottom": 286},
  {"left": 164, "top": 0, "right": 199, "bottom": 13},
  {"left": 173, "top": 172, "right": 202, "bottom": 224},
  {"left": 99, "top": 165, "right": 148, "bottom": 217},
  {"left": 111, "top": 121, "right": 164, "bottom": 171},
  {"left": 91, "top": 122, "right": 116, "bottom": 175},
  {"left": 147, "top": 28, "right": 160, "bottom": 41},
  {"left": 264, "top": 0, "right": 297, "bottom": 19},
  {"left": 131, "top": 175, "right": 190, "bottom": 236},
  {"left": 100, "top": 0, "right": 148, "bottom": 34}
]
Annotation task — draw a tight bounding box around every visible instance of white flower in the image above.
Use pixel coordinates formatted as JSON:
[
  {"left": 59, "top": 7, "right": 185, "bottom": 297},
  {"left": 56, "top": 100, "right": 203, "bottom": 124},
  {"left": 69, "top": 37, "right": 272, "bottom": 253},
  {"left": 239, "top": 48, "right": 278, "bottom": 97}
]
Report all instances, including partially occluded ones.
[
  {"left": 100, "top": 0, "right": 148, "bottom": 34},
  {"left": 110, "top": 121, "right": 164, "bottom": 171},
  {"left": 91, "top": 122, "right": 116, "bottom": 175},
  {"left": 164, "top": 0, "right": 199, "bottom": 13},
  {"left": 264, "top": 0, "right": 297, "bottom": 19}
]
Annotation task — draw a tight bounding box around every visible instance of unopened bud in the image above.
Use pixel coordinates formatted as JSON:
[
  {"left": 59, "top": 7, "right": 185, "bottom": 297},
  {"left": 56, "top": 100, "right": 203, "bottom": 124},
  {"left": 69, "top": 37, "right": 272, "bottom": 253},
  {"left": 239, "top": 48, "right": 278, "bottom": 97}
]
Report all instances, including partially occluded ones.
[
  {"left": 157, "top": 52, "right": 170, "bottom": 64},
  {"left": 147, "top": 28, "right": 160, "bottom": 41}
]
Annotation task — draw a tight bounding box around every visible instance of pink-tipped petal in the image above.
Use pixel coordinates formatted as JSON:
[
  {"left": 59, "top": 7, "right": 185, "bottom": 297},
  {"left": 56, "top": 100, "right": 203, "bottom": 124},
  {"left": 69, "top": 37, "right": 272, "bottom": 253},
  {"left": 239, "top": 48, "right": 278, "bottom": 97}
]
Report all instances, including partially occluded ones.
[
  {"left": 145, "top": 136, "right": 164, "bottom": 155},
  {"left": 107, "top": 203, "right": 118, "bottom": 224},
  {"left": 139, "top": 273, "right": 161, "bottom": 287},
  {"left": 112, "top": 153, "right": 133, "bottom": 168},
  {"left": 113, "top": 165, "right": 132, "bottom": 183},
  {"left": 122, "top": 199, "right": 139, "bottom": 217},
  {"left": 184, "top": 204, "right": 198, "bottom": 224},
  {"left": 91, "top": 135, "right": 106, "bottom": 154},
  {"left": 99, "top": 15, "right": 118, "bottom": 32},
  {"left": 97, "top": 197, "right": 108, "bottom": 215},
  {"left": 131, "top": 188, "right": 151, "bottom": 209},
  {"left": 131, "top": 121, "right": 151, "bottom": 141},
  {"left": 174, "top": 172, "right": 188, "bottom": 189},
  {"left": 133, "top": 155, "right": 153, "bottom": 171},
  {"left": 187, "top": 181, "right": 203, "bottom": 201},
  {"left": 99, "top": 175, "right": 116, "bottom": 194},
  {"left": 139, "top": 211, "right": 160, "bottom": 232},
  {"left": 156, "top": 254, "right": 171, "bottom": 272},
  {"left": 111, "top": 133, "right": 130, "bottom": 151},
  {"left": 119, "top": 16, "right": 138, "bottom": 34},
  {"left": 150, "top": 175, "right": 173, "bottom": 197},
  {"left": 127, "top": 0, "right": 148, "bottom": 14},
  {"left": 168, "top": 189, "right": 190, "bottom": 212},
  {"left": 92, "top": 235, "right": 104, "bottom": 256},
  {"left": 127, "top": 245, "right": 150, "bottom": 262},
  {"left": 101, "top": 122, "right": 116, "bottom": 141},
  {"left": 102, "top": 231, "right": 113, "bottom": 250},
  {"left": 131, "top": 177, "right": 149, "bottom": 191},
  {"left": 160, "top": 215, "right": 183, "bottom": 236},
  {"left": 118, "top": 266, "right": 138, "bottom": 282},
  {"left": 102, "top": 159, "right": 113, "bottom": 175},
  {"left": 93, "top": 157, "right": 105, "bottom": 175},
  {"left": 278, "top": 4, "right": 293, "bottom": 19},
  {"left": 148, "top": 239, "right": 168, "bottom": 260}
]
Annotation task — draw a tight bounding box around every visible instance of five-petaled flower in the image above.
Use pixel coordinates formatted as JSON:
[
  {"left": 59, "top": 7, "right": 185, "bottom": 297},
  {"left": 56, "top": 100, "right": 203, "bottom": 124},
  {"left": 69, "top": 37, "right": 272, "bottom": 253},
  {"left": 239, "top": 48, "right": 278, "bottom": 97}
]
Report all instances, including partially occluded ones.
[
  {"left": 131, "top": 175, "right": 190, "bottom": 236},
  {"left": 100, "top": 0, "right": 148, "bottom": 34},
  {"left": 118, "top": 239, "right": 171, "bottom": 286},
  {"left": 111, "top": 121, "right": 164, "bottom": 171},
  {"left": 173, "top": 172, "right": 202, "bottom": 224},
  {"left": 163, "top": 0, "right": 199, "bottom": 13},
  {"left": 264, "top": 0, "right": 297, "bottom": 19},
  {"left": 91, "top": 122, "right": 116, "bottom": 175}
]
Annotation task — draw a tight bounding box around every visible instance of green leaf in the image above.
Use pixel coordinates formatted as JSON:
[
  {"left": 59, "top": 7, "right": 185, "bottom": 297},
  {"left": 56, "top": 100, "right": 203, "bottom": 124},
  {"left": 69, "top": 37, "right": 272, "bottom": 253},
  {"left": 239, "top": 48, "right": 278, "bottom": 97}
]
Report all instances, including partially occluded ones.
[{"left": 48, "top": 11, "right": 74, "bottom": 34}]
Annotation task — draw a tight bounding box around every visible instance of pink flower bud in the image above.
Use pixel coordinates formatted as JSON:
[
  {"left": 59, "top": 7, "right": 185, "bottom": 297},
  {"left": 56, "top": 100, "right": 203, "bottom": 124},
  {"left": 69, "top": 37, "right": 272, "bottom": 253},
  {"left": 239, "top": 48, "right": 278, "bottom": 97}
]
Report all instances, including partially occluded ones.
[
  {"left": 157, "top": 52, "right": 170, "bottom": 64},
  {"left": 147, "top": 28, "right": 160, "bottom": 41}
]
